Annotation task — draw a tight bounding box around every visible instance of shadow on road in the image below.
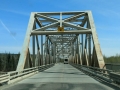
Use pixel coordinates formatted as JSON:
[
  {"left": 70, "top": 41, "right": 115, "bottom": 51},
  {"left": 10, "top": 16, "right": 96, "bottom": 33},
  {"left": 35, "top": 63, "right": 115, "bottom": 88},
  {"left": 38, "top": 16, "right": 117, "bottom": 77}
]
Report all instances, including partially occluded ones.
[
  {"left": 42, "top": 71, "right": 86, "bottom": 75},
  {"left": 3, "top": 82, "right": 119, "bottom": 90}
]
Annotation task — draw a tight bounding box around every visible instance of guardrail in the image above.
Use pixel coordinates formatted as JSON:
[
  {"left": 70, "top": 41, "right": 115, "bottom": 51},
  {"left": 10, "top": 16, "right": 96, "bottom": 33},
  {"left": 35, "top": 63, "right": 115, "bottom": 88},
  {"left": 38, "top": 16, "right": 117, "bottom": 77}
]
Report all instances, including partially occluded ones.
[
  {"left": 71, "top": 63, "right": 120, "bottom": 85},
  {"left": 0, "top": 74, "right": 9, "bottom": 84},
  {"left": 0, "top": 72, "right": 7, "bottom": 75},
  {"left": 109, "top": 72, "right": 120, "bottom": 84},
  {"left": 105, "top": 63, "right": 120, "bottom": 72},
  {"left": 0, "top": 63, "right": 54, "bottom": 85}
]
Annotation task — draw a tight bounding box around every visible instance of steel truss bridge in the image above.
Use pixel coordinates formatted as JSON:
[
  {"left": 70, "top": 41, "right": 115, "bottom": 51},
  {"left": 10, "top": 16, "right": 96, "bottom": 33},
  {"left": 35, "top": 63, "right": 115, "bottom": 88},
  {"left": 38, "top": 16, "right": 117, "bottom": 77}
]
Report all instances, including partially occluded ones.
[{"left": 0, "top": 11, "right": 120, "bottom": 90}]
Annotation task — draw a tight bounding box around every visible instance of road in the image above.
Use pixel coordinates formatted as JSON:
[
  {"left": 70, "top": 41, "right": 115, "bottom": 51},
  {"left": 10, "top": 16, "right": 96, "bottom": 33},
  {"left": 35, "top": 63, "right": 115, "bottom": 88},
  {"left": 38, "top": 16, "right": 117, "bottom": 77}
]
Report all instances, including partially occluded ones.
[{"left": 1, "top": 63, "right": 119, "bottom": 90}]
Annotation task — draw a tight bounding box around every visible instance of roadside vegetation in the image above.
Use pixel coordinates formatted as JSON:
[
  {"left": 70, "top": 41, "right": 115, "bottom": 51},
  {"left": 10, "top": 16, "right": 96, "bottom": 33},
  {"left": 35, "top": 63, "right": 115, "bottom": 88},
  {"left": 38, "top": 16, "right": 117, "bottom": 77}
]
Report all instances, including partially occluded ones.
[
  {"left": 0, "top": 53, "right": 20, "bottom": 72},
  {"left": 0, "top": 53, "right": 120, "bottom": 72},
  {"left": 104, "top": 54, "right": 120, "bottom": 64}
]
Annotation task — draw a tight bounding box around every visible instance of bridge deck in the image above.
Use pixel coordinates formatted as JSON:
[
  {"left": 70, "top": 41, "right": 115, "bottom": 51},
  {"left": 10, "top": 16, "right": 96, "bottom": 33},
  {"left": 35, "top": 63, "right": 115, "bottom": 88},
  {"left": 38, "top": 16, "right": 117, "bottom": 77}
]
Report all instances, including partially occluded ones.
[{"left": 2, "top": 64, "right": 118, "bottom": 90}]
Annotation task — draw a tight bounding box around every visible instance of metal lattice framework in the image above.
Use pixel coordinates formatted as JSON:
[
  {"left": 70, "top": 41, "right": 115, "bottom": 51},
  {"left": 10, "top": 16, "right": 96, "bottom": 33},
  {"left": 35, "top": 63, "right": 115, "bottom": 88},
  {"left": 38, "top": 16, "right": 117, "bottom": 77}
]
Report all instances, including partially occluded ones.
[{"left": 17, "top": 11, "right": 105, "bottom": 71}]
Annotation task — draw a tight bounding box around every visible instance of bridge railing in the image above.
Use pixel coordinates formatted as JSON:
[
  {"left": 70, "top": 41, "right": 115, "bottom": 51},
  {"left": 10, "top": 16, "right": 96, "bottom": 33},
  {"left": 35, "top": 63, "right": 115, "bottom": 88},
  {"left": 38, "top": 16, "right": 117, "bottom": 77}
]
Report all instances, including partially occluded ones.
[
  {"left": 71, "top": 63, "right": 120, "bottom": 84},
  {"left": 105, "top": 63, "right": 120, "bottom": 72},
  {"left": 0, "top": 63, "right": 54, "bottom": 85},
  {"left": 0, "top": 73, "right": 9, "bottom": 84}
]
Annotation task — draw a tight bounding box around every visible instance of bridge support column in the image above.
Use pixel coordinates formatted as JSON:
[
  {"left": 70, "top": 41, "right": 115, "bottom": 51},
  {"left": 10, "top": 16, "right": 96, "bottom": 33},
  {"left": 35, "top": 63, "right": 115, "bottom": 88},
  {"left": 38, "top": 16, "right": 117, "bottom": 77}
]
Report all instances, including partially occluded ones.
[{"left": 88, "top": 11, "right": 105, "bottom": 68}]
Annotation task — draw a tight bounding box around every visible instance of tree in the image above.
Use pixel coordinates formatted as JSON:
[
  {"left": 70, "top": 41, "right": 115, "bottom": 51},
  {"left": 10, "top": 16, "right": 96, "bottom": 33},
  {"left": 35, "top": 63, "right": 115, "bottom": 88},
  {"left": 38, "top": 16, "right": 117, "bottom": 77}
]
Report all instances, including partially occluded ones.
[
  {"left": 6, "top": 53, "right": 11, "bottom": 71},
  {"left": 0, "top": 55, "right": 2, "bottom": 71},
  {"left": 11, "top": 55, "right": 15, "bottom": 71}
]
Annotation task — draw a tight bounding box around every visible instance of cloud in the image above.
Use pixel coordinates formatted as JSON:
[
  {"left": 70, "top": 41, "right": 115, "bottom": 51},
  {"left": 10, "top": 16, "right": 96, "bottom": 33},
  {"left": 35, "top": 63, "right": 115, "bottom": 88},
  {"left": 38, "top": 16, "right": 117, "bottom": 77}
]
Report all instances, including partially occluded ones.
[
  {"left": 96, "top": 25, "right": 120, "bottom": 31},
  {"left": 0, "top": 8, "right": 30, "bottom": 16},
  {"left": 0, "top": 19, "right": 17, "bottom": 41},
  {"left": 97, "top": 9, "right": 120, "bottom": 19}
]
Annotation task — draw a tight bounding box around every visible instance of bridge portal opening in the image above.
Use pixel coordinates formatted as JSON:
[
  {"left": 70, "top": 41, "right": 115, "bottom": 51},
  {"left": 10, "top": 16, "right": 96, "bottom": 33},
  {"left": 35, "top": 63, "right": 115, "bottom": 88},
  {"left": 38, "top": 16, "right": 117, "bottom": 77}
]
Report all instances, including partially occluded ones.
[{"left": 16, "top": 11, "right": 105, "bottom": 71}]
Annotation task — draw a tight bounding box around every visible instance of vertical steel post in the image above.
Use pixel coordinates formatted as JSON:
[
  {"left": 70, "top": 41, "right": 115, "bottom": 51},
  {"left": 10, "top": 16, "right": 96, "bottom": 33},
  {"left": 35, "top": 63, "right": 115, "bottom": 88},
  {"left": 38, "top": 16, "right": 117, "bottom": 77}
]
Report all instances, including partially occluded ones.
[
  {"left": 74, "top": 42, "right": 75, "bottom": 63},
  {"left": 45, "top": 36, "right": 47, "bottom": 65},
  {"left": 77, "top": 36, "right": 80, "bottom": 64},
  {"left": 81, "top": 34, "right": 83, "bottom": 65},
  {"left": 78, "top": 36, "right": 82, "bottom": 65},
  {"left": 41, "top": 35, "right": 43, "bottom": 65},
  {"left": 49, "top": 39, "right": 51, "bottom": 64},
  {"left": 53, "top": 44, "right": 55, "bottom": 63},
  {"left": 43, "top": 42, "right": 46, "bottom": 65},
  {"left": 60, "top": 12, "right": 62, "bottom": 27},
  {"left": 87, "top": 18, "right": 91, "bottom": 66},
  {"left": 54, "top": 43, "right": 56, "bottom": 63},
  {"left": 72, "top": 42, "right": 74, "bottom": 63},
  {"left": 88, "top": 34, "right": 91, "bottom": 66},
  {"left": 32, "top": 35, "right": 35, "bottom": 67},
  {"left": 51, "top": 43, "right": 53, "bottom": 63}
]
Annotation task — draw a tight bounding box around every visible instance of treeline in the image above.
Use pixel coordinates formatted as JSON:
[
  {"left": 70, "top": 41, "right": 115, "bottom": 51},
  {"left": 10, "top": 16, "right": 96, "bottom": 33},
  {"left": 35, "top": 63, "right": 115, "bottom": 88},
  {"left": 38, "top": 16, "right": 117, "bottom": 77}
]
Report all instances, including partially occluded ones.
[
  {"left": 0, "top": 53, "right": 20, "bottom": 72},
  {"left": 104, "top": 54, "right": 120, "bottom": 64},
  {"left": 0, "top": 53, "right": 120, "bottom": 72}
]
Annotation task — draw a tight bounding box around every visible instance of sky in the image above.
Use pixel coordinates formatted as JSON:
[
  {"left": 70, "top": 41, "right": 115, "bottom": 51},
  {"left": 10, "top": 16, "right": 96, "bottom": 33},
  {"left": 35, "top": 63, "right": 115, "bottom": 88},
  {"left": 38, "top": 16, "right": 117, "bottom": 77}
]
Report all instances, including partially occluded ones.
[{"left": 0, "top": 0, "right": 120, "bottom": 56}]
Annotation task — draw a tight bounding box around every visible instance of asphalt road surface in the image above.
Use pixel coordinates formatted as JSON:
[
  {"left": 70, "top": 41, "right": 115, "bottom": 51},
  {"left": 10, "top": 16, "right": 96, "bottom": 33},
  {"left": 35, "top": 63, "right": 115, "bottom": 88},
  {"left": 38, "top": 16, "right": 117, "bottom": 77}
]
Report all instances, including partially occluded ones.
[{"left": 1, "top": 63, "right": 119, "bottom": 90}]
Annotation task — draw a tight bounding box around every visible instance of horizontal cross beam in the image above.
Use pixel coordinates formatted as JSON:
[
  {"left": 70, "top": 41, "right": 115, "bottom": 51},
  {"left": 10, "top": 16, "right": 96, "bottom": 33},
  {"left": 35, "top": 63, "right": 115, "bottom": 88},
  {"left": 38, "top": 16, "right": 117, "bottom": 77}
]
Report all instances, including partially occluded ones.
[{"left": 31, "top": 30, "right": 92, "bottom": 35}]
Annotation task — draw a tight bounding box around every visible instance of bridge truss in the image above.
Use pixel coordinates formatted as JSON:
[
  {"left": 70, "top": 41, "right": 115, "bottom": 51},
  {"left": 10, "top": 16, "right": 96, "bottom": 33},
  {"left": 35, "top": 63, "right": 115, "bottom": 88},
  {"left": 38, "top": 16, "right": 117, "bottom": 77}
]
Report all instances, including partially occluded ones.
[{"left": 17, "top": 11, "right": 105, "bottom": 71}]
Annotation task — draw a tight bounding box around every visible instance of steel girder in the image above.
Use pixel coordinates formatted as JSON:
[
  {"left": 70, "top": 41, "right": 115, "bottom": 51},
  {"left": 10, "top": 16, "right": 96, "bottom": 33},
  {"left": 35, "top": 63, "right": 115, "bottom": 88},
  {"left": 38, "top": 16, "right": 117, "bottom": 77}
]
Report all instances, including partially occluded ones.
[{"left": 17, "top": 11, "right": 105, "bottom": 71}]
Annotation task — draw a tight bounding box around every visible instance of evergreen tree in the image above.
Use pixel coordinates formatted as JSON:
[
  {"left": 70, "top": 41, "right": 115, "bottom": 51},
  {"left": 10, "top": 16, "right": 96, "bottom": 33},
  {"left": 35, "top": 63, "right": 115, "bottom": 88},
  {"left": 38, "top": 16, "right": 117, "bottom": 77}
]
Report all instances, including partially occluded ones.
[
  {"left": 2, "top": 53, "right": 7, "bottom": 71},
  {"left": 0, "top": 55, "right": 2, "bottom": 71},
  {"left": 6, "top": 53, "right": 11, "bottom": 71},
  {"left": 12, "top": 55, "right": 15, "bottom": 71}
]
